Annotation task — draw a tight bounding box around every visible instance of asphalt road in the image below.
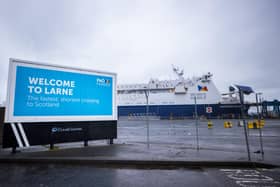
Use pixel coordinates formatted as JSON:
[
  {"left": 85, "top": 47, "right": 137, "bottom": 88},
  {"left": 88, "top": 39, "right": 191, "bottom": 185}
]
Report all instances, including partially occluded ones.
[{"left": 0, "top": 163, "right": 279, "bottom": 187}]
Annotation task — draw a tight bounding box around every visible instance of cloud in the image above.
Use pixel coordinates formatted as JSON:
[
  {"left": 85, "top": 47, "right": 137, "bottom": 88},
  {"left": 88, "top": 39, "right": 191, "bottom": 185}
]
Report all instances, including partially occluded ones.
[{"left": 0, "top": 0, "right": 279, "bottom": 103}]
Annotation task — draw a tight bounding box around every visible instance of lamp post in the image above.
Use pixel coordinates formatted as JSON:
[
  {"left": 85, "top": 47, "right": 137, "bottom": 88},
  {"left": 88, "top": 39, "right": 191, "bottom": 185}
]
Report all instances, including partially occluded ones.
[
  {"left": 194, "top": 95, "right": 199, "bottom": 150},
  {"left": 144, "top": 86, "right": 150, "bottom": 148},
  {"left": 235, "top": 85, "right": 254, "bottom": 161},
  {"left": 239, "top": 90, "right": 251, "bottom": 161},
  {"left": 256, "top": 92, "right": 264, "bottom": 160}
]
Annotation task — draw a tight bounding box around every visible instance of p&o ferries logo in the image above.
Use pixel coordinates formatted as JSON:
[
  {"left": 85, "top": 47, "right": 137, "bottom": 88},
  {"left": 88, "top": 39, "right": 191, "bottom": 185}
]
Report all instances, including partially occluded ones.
[
  {"left": 198, "top": 85, "right": 208, "bottom": 92},
  {"left": 96, "top": 78, "right": 111, "bottom": 87}
]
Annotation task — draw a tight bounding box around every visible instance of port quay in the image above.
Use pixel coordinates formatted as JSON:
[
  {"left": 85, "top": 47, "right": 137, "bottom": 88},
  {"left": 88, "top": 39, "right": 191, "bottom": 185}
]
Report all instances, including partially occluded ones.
[{"left": 0, "top": 59, "right": 279, "bottom": 187}]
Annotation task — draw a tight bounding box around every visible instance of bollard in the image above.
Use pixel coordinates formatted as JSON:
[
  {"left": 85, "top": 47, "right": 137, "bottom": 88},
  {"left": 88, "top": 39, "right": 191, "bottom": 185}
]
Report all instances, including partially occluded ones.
[
  {"left": 253, "top": 120, "right": 265, "bottom": 129},
  {"left": 238, "top": 120, "right": 244, "bottom": 127},
  {"left": 247, "top": 121, "right": 254, "bottom": 129},
  {"left": 260, "top": 119, "right": 265, "bottom": 128},
  {"left": 224, "top": 121, "right": 232, "bottom": 128},
  {"left": 253, "top": 121, "right": 258, "bottom": 129},
  {"left": 248, "top": 120, "right": 263, "bottom": 129},
  {"left": 207, "top": 121, "right": 213, "bottom": 129},
  {"left": 224, "top": 121, "right": 228, "bottom": 128},
  {"left": 253, "top": 120, "right": 260, "bottom": 129}
]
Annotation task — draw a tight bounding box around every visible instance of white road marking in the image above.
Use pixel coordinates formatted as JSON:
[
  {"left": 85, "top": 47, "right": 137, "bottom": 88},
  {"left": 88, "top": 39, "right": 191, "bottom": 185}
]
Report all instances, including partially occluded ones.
[{"left": 220, "top": 169, "right": 280, "bottom": 187}]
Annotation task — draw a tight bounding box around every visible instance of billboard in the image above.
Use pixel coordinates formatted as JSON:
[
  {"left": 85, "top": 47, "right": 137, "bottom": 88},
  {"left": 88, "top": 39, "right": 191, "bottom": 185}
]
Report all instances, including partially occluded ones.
[{"left": 5, "top": 58, "right": 117, "bottom": 123}]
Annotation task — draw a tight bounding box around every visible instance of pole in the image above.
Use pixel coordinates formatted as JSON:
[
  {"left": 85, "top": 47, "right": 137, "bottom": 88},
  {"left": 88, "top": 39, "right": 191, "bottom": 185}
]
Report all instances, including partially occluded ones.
[
  {"left": 194, "top": 96, "right": 199, "bottom": 150},
  {"left": 239, "top": 90, "right": 251, "bottom": 161},
  {"left": 256, "top": 93, "right": 264, "bottom": 160},
  {"left": 144, "top": 88, "right": 150, "bottom": 148}
]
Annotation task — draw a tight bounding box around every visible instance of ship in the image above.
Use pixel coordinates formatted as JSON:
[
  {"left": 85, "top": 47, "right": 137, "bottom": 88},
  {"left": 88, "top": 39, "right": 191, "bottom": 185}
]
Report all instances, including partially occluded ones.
[{"left": 117, "top": 65, "right": 246, "bottom": 119}]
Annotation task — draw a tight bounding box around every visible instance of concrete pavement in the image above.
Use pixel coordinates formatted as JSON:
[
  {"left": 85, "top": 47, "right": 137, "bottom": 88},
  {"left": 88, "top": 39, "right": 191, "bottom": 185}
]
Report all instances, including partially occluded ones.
[{"left": 0, "top": 142, "right": 278, "bottom": 168}]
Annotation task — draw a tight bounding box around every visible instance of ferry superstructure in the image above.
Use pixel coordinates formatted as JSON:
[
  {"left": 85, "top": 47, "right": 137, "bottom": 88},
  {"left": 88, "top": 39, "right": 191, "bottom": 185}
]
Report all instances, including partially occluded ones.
[{"left": 117, "top": 66, "right": 243, "bottom": 118}]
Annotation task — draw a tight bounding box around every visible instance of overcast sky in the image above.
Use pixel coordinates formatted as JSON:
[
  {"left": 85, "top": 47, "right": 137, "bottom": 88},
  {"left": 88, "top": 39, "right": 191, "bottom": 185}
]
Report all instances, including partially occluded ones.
[{"left": 0, "top": 0, "right": 279, "bottom": 103}]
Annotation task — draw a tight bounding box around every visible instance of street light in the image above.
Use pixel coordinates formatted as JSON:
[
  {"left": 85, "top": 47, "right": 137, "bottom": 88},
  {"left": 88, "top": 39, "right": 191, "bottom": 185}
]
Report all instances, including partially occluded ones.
[
  {"left": 256, "top": 92, "right": 264, "bottom": 160},
  {"left": 144, "top": 86, "right": 150, "bottom": 148},
  {"left": 235, "top": 85, "right": 254, "bottom": 161},
  {"left": 194, "top": 95, "right": 199, "bottom": 150}
]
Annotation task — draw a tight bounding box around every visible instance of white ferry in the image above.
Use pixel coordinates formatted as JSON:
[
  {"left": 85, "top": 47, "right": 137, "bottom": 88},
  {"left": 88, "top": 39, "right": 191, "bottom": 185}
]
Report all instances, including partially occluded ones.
[{"left": 117, "top": 66, "right": 245, "bottom": 118}]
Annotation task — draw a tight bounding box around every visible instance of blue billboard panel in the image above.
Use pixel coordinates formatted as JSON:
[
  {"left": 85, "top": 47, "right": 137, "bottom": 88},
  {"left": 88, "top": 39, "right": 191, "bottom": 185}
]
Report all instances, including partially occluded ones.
[{"left": 5, "top": 59, "right": 116, "bottom": 122}]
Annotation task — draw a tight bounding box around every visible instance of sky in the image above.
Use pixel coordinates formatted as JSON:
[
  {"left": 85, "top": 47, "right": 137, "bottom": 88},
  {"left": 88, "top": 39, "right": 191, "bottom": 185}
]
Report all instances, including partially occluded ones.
[{"left": 0, "top": 0, "right": 279, "bottom": 103}]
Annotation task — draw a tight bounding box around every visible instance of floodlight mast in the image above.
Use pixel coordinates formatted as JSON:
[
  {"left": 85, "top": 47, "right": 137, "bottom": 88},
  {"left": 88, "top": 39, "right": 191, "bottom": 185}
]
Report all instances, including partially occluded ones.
[
  {"left": 256, "top": 92, "right": 264, "bottom": 160},
  {"left": 239, "top": 90, "right": 251, "bottom": 161},
  {"left": 144, "top": 86, "right": 150, "bottom": 148},
  {"left": 235, "top": 85, "right": 254, "bottom": 161},
  {"left": 194, "top": 96, "right": 199, "bottom": 150}
]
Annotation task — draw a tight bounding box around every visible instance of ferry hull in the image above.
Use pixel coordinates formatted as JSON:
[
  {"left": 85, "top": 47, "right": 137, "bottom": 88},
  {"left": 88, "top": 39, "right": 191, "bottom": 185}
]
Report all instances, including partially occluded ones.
[{"left": 118, "top": 104, "right": 247, "bottom": 119}]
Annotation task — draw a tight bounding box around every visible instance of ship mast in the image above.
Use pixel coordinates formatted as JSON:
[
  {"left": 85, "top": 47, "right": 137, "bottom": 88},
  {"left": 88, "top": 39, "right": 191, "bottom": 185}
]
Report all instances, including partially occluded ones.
[{"left": 172, "top": 64, "right": 184, "bottom": 84}]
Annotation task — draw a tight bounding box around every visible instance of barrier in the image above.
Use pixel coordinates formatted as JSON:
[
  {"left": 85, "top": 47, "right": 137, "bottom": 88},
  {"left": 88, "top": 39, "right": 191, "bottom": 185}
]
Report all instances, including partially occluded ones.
[
  {"left": 248, "top": 120, "right": 265, "bottom": 129},
  {"left": 224, "top": 121, "right": 233, "bottom": 128},
  {"left": 260, "top": 119, "right": 265, "bottom": 128},
  {"left": 207, "top": 121, "right": 213, "bottom": 129},
  {"left": 238, "top": 120, "right": 244, "bottom": 127}
]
